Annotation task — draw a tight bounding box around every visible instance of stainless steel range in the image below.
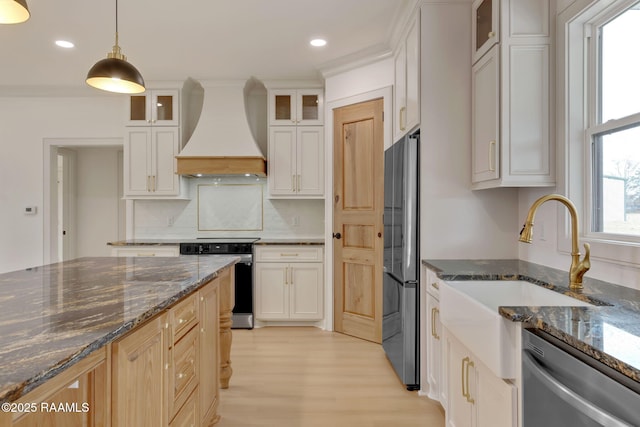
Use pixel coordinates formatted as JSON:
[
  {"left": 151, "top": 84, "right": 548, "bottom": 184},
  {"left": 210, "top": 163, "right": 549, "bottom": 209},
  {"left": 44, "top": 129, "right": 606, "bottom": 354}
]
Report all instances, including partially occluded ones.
[{"left": 179, "top": 238, "right": 259, "bottom": 329}]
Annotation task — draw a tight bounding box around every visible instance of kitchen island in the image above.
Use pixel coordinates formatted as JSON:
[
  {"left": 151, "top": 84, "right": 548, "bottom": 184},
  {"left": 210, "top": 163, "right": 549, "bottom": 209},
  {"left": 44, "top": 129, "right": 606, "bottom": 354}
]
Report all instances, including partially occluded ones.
[{"left": 0, "top": 255, "right": 238, "bottom": 426}]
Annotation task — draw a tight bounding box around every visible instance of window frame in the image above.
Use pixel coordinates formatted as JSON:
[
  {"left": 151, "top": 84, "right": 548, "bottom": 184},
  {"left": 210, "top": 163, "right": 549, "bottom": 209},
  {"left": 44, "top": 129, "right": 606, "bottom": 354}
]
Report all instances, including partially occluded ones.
[{"left": 560, "top": 0, "right": 640, "bottom": 267}]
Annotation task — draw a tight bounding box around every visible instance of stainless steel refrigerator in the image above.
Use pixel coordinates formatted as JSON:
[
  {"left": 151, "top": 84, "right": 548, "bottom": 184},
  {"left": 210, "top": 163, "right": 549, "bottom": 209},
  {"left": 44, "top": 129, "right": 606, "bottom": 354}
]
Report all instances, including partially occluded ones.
[{"left": 382, "top": 129, "right": 420, "bottom": 390}]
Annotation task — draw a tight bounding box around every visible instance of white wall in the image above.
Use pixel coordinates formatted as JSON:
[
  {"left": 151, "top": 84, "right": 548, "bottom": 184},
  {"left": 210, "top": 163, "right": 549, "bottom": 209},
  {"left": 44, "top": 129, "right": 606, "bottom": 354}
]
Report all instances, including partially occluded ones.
[
  {"left": 419, "top": 1, "right": 518, "bottom": 260},
  {"left": 75, "top": 147, "right": 123, "bottom": 257},
  {"left": 0, "top": 96, "right": 123, "bottom": 273}
]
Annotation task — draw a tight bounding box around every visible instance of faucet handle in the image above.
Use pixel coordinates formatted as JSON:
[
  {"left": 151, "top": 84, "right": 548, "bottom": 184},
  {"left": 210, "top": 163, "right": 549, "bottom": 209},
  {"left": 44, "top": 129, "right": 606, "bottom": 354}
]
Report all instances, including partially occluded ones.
[{"left": 576, "top": 242, "right": 591, "bottom": 283}]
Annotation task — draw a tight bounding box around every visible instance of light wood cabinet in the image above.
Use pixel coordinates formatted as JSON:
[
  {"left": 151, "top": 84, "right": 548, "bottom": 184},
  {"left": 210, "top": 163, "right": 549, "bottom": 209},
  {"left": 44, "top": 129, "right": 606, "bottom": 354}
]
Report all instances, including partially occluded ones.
[
  {"left": 199, "top": 278, "right": 220, "bottom": 426},
  {"left": 111, "top": 313, "right": 168, "bottom": 427},
  {"left": 268, "top": 126, "right": 324, "bottom": 197},
  {"left": 471, "top": 0, "right": 554, "bottom": 190},
  {"left": 393, "top": 10, "right": 420, "bottom": 141},
  {"left": 255, "top": 246, "right": 324, "bottom": 322},
  {"left": 444, "top": 329, "right": 516, "bottom": 427},
  {"left": 268, "top": 89, "right": 323, "bottom": 126},
  {"left": 5, "top": 275, "right": 228, "bottom": 427},
  {"left": 11, "top": 350, "right": 107, "bottom": 427},
  {"left": 127, "top": 89, "right": 179, "bottom": 127}
]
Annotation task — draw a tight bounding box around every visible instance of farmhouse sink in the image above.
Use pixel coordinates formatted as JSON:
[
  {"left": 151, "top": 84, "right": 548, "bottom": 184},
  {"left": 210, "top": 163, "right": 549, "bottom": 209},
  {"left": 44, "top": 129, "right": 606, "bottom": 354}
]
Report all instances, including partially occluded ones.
[{"left": 440, "top": 280, "right": 592, "bottom": 379}]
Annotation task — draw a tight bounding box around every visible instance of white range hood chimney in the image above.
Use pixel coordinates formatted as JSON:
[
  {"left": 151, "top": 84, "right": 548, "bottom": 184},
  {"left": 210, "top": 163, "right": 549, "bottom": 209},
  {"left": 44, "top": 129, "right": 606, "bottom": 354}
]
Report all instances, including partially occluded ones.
[{"left": 176, "top": 79, "right": 266, "bottom": 176}]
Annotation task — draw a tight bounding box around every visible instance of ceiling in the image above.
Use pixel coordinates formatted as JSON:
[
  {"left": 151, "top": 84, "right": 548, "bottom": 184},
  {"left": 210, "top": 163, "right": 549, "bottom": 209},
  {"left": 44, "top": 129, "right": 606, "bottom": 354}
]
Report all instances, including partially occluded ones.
[{"left": 0, "top": 0, "right": 415, "bottom": 95}]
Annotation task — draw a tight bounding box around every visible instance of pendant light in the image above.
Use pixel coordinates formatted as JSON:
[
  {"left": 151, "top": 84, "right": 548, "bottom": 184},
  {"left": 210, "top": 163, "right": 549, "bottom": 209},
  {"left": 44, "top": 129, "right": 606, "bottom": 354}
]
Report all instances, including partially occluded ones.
[
  {"left": 86, "top": 0, "right": 145, "bottom": 94},
  {"left": 0, "top": 0, "right": 30, "bottom": 24}
]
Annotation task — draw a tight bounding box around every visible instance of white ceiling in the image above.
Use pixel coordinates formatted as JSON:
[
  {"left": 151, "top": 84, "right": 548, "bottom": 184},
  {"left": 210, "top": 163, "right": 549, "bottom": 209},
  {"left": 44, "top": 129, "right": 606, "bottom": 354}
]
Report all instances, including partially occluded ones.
[{"left": 0, "top": 0, "right": 415, "bottom": 95}]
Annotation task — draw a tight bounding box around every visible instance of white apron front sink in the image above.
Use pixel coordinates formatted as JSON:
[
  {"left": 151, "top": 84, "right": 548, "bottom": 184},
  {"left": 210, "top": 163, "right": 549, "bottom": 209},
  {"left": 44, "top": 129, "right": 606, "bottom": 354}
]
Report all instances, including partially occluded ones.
[{"left": 440, "top": 280, "right": 592, "bottom": 379}]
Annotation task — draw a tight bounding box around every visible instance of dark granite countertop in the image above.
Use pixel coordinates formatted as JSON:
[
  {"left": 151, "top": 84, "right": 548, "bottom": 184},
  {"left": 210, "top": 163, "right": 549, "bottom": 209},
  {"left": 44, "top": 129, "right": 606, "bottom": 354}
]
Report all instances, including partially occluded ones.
[
  {"left": 0, "top": 255, "right": 238, "bottom": 403},
  {"left": 108, "top": 238, "right": 325, "bottom": 246},
  {"left": 254, "top": 238, "right": 325, "bottom": 245},
  {"left": 422, "top": 259, "right": 640, "bottom": 384}
]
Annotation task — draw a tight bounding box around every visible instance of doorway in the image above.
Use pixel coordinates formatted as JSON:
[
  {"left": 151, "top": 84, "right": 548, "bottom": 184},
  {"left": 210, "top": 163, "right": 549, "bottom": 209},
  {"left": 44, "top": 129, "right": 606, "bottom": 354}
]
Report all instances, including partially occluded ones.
[
  {"left": 332, "top": 98, "right": 385, "bottom": 343},
  {"left": 44, "top": 138, "right": 124, "bottom": 263}
]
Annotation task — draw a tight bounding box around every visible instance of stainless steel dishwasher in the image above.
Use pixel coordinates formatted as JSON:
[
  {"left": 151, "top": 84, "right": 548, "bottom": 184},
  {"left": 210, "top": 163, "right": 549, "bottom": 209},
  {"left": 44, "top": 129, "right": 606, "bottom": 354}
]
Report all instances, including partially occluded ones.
[{"left": 522, "top": 328, "right": 640, "bottom": 426}]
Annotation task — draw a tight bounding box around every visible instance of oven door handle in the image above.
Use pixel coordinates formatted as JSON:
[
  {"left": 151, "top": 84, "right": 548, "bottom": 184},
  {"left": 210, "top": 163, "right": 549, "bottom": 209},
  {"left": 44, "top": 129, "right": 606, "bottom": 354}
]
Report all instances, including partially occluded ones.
[{"left": 523, "top": 350, "right": 632, "bottom": 427}]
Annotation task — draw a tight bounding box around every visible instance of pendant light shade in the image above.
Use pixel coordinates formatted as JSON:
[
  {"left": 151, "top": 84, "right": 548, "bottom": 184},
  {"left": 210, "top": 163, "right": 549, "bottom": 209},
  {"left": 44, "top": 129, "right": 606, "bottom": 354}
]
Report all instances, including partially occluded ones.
[
  {"left": 0, "top": 0, "right": 30, "bottom": 24},
  {"left": 86, "top": 0, "right": 145, "bottom": 94}
]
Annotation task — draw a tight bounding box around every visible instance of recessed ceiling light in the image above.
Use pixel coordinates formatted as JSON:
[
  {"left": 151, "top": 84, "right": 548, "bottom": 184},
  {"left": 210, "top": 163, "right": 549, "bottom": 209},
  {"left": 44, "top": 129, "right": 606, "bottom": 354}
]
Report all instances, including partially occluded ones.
[
  {"left": 310, "top": 38, "right": 327, "bottom": 47},
  {"left": 55, "top": 40, "right": 75, "bottom": 48}
]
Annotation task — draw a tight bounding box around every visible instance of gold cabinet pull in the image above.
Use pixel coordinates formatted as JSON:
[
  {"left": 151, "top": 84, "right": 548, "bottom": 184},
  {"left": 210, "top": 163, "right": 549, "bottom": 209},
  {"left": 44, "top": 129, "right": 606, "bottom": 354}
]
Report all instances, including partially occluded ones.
[
  {"left": 147, "top": 175, "right": 151, "bottom": 192},
  {"left": 431, "top": 281, "right": 439, "bottom": 290},
  {"left": 462, "top": 357, "right": 475, "bottom": 404},
  {"left": 431, "top": 308, "right": 440, "bottom": 340},
  {"left": 297, "top": 174, "right": 301, "bottom": 192},
  {"left": 400, "top": 106, "right": 407, "bottom": 131},
  {"left": 461, "top": 358, "right": 467, "bottom": 399},
  {"left": 280, "top": 253, "right": 299, "bottom": 257}
]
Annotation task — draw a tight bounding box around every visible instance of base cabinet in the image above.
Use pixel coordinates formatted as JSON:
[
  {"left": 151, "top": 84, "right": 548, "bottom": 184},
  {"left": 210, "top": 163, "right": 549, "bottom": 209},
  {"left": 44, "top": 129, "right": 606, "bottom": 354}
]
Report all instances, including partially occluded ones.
[
  {"left": 425, "top": 271, "right": 443, "bottom": 403},
  {"left": 255, "top": 246, "right": 324, "bottom": 322},
  {"left": 444, "top": 329, "right": 516, "bottom": 427},
  {"left": 112, "top": 314, "right": 168, "bottom": 427}
]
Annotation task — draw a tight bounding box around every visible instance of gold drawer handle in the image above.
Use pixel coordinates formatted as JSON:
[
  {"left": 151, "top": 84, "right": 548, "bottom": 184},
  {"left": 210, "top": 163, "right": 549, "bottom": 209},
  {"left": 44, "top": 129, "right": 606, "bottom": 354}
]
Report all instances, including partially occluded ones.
[
  {"left": 431, "top": 308, "right": 440, "bottom": 340},
  {"left": 431, "top": 282, "right": 439, "bottom": 290},
  {"left": 280, "top": 253, "right": 299, "bottom": 257}
]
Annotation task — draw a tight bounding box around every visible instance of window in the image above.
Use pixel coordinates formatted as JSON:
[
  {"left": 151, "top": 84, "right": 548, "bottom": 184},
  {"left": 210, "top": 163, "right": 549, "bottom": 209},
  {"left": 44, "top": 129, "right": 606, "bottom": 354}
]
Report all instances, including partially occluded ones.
[{"left": 588, "top": 2, "right": 640, "bottom": 237}]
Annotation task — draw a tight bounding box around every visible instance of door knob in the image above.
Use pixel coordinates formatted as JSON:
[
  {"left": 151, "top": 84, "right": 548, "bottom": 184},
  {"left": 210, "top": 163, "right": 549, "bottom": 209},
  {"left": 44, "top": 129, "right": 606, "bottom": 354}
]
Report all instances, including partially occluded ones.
[{"left": 332, "top": 232, "right": 342, "bottom": 239}]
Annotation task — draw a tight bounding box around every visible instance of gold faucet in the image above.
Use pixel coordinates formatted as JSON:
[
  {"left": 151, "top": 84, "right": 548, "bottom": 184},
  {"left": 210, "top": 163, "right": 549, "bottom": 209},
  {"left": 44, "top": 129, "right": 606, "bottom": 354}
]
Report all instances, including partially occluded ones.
[{"left": 519, "top": 194, "right": 590, "bottom": 290}]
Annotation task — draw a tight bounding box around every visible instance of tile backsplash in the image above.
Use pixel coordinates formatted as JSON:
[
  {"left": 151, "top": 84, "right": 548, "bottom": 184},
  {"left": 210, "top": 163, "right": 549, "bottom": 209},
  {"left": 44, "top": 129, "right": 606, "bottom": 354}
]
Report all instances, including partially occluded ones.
[{"left": 133, "top": 177, "right": 324, "bottom": 239}]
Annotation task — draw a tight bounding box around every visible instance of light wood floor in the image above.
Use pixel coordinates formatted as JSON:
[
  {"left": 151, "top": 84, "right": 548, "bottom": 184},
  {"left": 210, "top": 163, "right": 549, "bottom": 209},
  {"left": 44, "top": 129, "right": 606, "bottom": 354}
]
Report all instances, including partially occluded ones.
[{"left": 216, "top": 327, "right": 445, "bottom": 427}]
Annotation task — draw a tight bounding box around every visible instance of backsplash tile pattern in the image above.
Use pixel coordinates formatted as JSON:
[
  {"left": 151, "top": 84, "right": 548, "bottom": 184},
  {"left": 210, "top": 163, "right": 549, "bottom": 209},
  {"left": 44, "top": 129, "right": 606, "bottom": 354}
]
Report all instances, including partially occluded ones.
[{"left": 133, "top": 177, "right": 324, "bottom": 239}]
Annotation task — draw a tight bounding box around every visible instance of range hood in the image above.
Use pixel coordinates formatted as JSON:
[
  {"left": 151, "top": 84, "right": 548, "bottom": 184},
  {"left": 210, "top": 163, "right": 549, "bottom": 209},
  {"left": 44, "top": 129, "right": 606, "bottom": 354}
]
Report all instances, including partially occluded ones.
[{"left": 176, "top": 79, "right": 267, "bottom": 176}]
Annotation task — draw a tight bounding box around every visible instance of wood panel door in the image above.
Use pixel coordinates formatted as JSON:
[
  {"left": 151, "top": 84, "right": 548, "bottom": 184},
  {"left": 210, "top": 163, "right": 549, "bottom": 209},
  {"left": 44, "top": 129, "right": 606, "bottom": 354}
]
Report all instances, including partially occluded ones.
[{"left": 333, "top": 98, "right": 384, "bottom": 343}]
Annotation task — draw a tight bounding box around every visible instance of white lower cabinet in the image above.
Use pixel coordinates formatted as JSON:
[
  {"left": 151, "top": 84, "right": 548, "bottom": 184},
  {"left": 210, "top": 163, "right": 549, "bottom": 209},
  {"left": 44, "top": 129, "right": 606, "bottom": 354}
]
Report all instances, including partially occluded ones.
[
  {"left": 423, "top": 267, "right": 444, "bottom": 404},
  {"left": 444, "top": 329, "right": 516, "bottom": 427},
  {"left": 255, "top": 246, "right": 324, "bottom": 322}
]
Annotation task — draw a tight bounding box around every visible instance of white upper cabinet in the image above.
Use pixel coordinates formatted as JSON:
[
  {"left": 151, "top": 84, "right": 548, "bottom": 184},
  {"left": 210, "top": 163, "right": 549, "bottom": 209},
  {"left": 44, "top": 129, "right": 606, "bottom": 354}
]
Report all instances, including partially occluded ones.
[
  {"left": 269, "top": 89, "right": 324, "bottom": 126},
  {"left": 126, "top": 89, "right": 180, "bottom": 127},
  {"left": 393, "top": 11, "right": 420, "bottom": 141},
  {"left": 471, "top": 0, "right": 554, "bottom": 190},
  {"left": 472, "top": 0, "right": 499, "bottom": 65}
]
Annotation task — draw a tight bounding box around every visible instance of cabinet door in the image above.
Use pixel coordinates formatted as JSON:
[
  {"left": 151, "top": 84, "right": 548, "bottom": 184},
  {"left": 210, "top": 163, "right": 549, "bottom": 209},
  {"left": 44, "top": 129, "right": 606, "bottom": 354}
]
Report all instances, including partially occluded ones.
[
  {"left": 296, "top": 126, "right": 324, "bottom": 196},
  {"left": 125, "top": 128, "right": 152, "bottom": 195},
  {"left": 290, "top": 262, "right": 323, "bottom": 320},
  {"left": 112, "top": 315, "right": 168, "bottom": 427},
  {"left": 472, "top": 0, "right": 499, "bottom": 64},
  {"left": 445, "top": 334, "right": 473, "bottom": 427},
  {"left": 127, "top": 90, "right": 179, "bottom": 126},
  {"left": 269, "top": 89, "right": 296, "bottom": 125},
  {"left": 471, "top": 45, "right": 500, "bottom": 185},
  {"left": 152, "top": 127, "right": 180, "bottom": 195},
  {"left": 268, "top": 127, "right": 297, "bottom": 195},
  {"left": 475, "top": 363, "right": 516, "bottom": 427},
  {"left": 405, "top": 13, "right": 420, "bottom": 133},
  {"left": 393, "top": 42, "right": 407, "bottom": 141},
  {"left": 296, "top": 89, "right": 324, "bottom": 125},
  {"left": 168, "top": 326, "right": 199, "bottom": 420},
  {"left": 426, "top": 292, "right": 441, "bottom": 401},
  {"left": 199, "top": 280, "right": 220, "bottom": 426},
  {"left": 255, "top": 263, "right": 289, "bottom": 320}
]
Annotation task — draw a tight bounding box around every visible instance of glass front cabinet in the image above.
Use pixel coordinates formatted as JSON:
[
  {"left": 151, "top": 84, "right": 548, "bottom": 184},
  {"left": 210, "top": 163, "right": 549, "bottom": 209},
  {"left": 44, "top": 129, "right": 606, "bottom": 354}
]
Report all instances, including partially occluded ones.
[
  {"left": 472, "top": 0, "right": 499, "bottom": 64},
  {"left": 269, "top": 89, "right": 323, "bottom": 126},
  {"left": 126, "top": 89, "right": 180, "bottom": 126}
]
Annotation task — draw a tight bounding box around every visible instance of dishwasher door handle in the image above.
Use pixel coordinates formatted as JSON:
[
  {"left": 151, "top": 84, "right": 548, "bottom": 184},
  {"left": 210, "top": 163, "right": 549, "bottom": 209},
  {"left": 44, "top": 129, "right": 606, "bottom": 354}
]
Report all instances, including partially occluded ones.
[{"left": 523, "top": 351, "right": 632, "bottom": 427}]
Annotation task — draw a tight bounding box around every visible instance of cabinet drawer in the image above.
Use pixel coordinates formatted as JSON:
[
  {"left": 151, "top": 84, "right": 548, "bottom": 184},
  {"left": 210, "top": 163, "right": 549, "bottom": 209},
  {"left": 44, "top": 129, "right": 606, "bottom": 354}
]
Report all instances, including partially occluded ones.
[
  {"left": 110, "top": 246, "right": 180, "bottom": 257},
  {"left": 169, "top": 326, "right": 199, "bottom": 419},
  {"left": 170, "top": 388, "right": 198, "bottom": 427},
  {"left": 255, "top": 246, "right": 323, "bottom": 262},
  {"left": 170, "top": 294, "right": 199, "bottom": 343},
  {"left": 425, "top": 268, "right": 442, "bottom": 299}
]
